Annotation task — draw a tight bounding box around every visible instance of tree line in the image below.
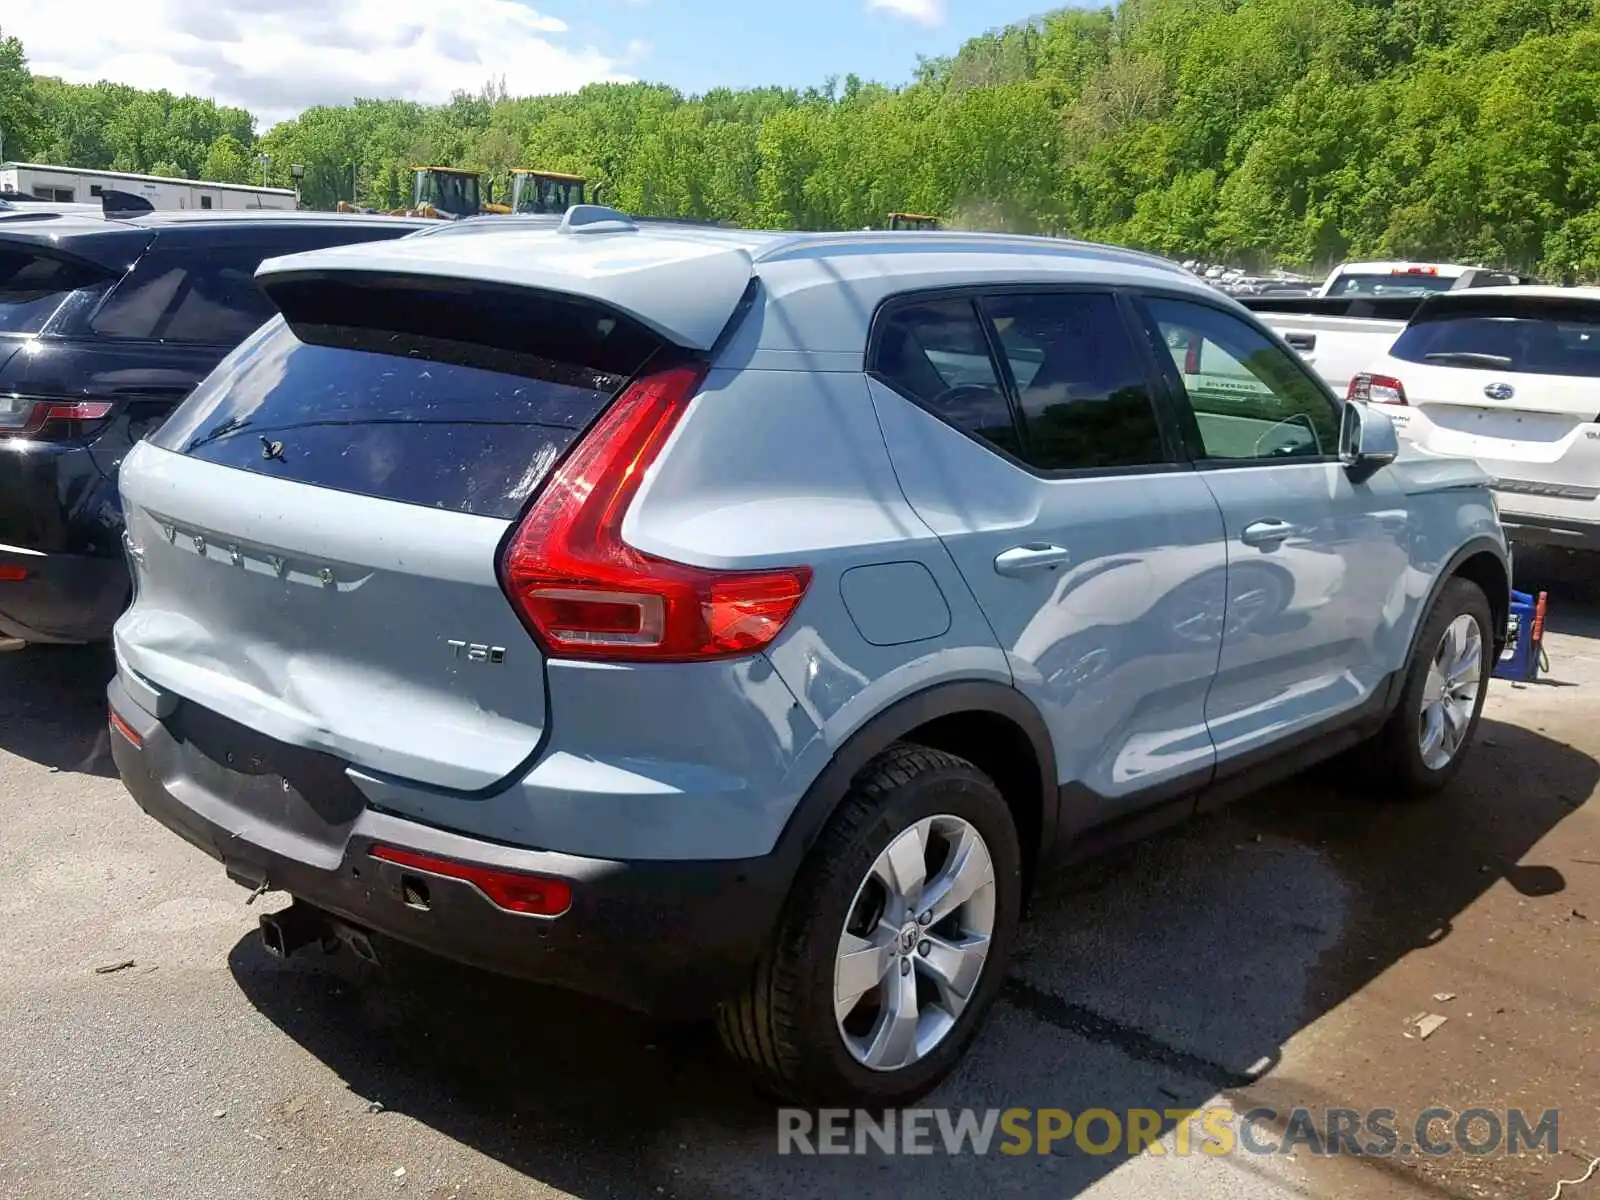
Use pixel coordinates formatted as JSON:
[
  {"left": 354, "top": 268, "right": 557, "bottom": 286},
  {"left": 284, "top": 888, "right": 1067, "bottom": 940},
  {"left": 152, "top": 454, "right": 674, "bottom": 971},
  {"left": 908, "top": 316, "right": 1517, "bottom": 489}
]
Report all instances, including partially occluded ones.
[{"left": 3, "top": 0, "right": 1599, "bottom": 277}]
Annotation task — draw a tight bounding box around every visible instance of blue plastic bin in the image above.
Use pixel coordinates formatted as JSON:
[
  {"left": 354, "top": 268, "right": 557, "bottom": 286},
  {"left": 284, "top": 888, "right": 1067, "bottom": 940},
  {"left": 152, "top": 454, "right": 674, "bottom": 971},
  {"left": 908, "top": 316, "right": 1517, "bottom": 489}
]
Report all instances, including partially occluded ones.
[{"left": 1493, "top": 589, "right": 1547, "bottom": 682}]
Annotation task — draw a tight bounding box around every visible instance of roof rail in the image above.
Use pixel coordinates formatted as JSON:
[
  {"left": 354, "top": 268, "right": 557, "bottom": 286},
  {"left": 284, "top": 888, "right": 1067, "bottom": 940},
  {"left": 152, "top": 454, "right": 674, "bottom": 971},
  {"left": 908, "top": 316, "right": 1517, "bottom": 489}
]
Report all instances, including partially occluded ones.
[
  {"left": 750, "top": 228, "right": 1187, "bottom": 273},
  {"left": 557, "top": 205, "right": 637, "bottom": 235}
]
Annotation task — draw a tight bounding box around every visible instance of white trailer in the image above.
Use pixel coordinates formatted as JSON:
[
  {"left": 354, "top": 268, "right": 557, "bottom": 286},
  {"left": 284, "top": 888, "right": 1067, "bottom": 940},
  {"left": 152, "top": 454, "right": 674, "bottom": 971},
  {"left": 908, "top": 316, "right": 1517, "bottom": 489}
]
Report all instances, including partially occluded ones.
[{"left": 0, "top": 162, "right": 297, "bottom": 211}]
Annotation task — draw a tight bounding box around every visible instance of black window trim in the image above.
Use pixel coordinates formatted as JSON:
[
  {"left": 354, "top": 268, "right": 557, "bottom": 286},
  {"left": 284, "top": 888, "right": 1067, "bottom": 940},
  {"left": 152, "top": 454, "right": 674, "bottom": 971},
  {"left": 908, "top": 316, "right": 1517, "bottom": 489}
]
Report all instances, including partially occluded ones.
[
  {"left": 866, "top": 282, "right": 1195, "bottom": 482},
  {"left": 1125, "top": 285, "right": 1347, "bottom": 472}
]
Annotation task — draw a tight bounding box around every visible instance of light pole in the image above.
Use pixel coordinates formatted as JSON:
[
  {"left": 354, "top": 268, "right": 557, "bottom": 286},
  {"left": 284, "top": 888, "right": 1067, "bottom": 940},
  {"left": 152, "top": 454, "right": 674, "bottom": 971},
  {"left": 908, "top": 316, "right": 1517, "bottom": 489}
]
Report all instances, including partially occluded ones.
[
  {"left": 290, "top": 163, "right": 304, "bottom": 208},
  {"left": 258, "top": 153, "right": 269, "bottom": 187}
]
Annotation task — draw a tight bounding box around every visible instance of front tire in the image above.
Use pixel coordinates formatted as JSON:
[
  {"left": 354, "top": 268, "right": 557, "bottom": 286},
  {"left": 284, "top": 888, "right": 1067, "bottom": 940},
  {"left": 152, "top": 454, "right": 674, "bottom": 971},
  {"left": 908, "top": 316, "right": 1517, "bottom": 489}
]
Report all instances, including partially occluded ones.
[
  {"left": 718, "top": 743, "right": 1023, "bottom": 1105},
  {"left": 1367, "top": 577, "right": 1494, "bottom": 797}
]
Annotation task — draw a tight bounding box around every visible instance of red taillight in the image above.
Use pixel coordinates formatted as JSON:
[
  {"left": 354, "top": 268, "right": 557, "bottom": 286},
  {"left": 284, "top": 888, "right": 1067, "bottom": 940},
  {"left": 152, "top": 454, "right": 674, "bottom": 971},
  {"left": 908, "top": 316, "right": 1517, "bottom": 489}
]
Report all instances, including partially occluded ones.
[
  {"left": 108, "top": 709, "right": 142, "bottom": 748},
  {"left": 1348, "top": 373, "right": 1408, "bottom": 406},
  {"left": 369, "top": 845, "right": 573, "bottom": 916},
  {"left": 0, "top": 396, "right": 115, "bottom": 439},
  {"left": 0, "top": 565, "right": 27, "bottom": 582},
  {"left": 500, "top": 362, "right": 812, "bottom": 662}
]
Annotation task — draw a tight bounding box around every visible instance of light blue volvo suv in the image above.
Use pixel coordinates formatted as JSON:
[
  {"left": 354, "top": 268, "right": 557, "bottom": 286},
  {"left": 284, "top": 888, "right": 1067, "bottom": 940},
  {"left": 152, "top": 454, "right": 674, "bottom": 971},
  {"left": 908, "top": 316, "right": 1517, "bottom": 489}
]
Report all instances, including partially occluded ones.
[{"left": 107, "top": 208, "right": 1509, "bottom": 1104}]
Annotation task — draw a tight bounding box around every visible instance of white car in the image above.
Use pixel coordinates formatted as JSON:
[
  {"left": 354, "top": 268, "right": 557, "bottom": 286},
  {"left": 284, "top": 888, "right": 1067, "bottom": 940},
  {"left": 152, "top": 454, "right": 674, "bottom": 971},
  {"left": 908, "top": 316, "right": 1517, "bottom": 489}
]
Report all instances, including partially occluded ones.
[{"left": 1351, "top": 286, "right": 1600, "bottom": 551}]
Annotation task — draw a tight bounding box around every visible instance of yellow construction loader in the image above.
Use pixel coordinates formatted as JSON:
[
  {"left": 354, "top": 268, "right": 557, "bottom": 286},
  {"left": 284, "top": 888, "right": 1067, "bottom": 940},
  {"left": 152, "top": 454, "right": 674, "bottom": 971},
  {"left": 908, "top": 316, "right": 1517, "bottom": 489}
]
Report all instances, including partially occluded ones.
[
  {"left": 887, "top": 212, "right": 941, "bottom": 231},
  {"left": 390, "top": 167, "right": 507, "bottom": 219},
  {"left": 509, "top": 169, "right": 587, "bottom": 214}
]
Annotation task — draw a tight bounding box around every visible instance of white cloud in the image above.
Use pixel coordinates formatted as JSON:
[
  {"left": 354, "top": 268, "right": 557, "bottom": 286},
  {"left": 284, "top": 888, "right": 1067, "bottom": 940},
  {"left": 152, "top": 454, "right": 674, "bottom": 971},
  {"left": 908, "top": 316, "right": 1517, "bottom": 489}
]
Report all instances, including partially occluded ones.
[
  {"left": 866, "top": 0, "right": 945, "bottom": 25},
  {"left": 6, "top": 0, "right": 635, "bottom": 130}
]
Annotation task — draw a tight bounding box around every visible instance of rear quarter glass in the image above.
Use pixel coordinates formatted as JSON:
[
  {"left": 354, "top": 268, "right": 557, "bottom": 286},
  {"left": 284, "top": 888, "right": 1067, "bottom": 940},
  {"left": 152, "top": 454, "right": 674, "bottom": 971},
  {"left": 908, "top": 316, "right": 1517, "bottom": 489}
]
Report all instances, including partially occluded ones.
[
  {"left": 0, "top": 246, "right": 116, "bottom": 334},
  {"left": 150, "top": 280, "right": 667, "bottom": 520}
]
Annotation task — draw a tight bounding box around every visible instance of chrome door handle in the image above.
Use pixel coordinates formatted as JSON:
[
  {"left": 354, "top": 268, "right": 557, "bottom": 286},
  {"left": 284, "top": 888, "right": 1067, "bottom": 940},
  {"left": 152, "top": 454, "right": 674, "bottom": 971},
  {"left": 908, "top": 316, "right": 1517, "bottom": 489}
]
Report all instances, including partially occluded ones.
[
  {"left": 994, "top": 544, "right": 1071, "bottom": 577},
  {"left": 1241, "top": 519, "right": 1295, "bottom": 547}
]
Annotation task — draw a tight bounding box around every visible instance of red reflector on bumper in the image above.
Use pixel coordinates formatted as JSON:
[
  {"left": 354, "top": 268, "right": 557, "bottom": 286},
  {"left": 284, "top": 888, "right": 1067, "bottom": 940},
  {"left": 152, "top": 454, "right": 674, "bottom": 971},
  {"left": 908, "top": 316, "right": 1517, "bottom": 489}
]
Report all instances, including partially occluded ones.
[
  {"left": 369, "top": 844, "right": 573, "bottom": 916},
  {"left": 0, "top": 565, "right": 28, "bottom": 582},
  {"left": 108, "top": 709, "right": 142, "bottom": 748}
]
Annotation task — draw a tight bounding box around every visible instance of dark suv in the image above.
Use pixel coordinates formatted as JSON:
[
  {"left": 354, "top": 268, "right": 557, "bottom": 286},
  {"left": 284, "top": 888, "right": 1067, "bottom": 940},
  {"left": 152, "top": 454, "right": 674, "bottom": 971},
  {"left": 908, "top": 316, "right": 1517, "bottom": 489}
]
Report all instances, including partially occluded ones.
[{"left": 0, "top": 208, "right": 431, "bottom": 646}]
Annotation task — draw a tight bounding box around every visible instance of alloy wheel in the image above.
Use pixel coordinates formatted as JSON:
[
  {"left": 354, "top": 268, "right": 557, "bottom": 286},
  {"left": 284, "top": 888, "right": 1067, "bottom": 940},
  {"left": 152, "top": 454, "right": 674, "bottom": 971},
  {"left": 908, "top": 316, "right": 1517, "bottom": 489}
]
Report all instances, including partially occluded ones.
[
  {"left": 1418, "top": 613, "right": 1483, "bottom": 771},
  {"left": 832, "top": 815, "right": 996, "bottom": 1072}
]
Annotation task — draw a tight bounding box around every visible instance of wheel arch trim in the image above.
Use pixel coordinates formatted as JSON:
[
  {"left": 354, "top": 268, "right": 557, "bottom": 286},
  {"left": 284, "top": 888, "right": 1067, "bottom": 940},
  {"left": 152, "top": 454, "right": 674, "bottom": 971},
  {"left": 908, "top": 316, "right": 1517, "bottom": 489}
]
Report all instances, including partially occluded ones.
[
  {"left": 1416, "top": 537, "right": 1512, "bottom": 668},
  {"left": 769, "top": 679, "right": 1059, "bottom": 877}
]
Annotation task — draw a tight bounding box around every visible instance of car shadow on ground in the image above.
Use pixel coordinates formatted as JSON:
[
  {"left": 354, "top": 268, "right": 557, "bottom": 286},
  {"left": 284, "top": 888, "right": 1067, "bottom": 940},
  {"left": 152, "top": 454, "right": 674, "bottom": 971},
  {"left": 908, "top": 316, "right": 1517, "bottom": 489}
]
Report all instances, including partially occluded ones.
[
  {"left": 0, "top": 643, "right": 117, "bottom": 778},
  {"left": 225, "top": 707, "right": 1598, "bottom": 1199}
]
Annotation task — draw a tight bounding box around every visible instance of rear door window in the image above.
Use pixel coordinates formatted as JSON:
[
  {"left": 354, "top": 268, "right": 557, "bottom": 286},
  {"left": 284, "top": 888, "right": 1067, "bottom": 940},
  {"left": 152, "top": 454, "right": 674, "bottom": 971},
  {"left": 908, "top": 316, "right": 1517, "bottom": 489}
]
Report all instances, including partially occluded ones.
[
  {"left": 0, "top": 246, "right": 114, "bottom": 334},
  {"left": 1389, "top": 301, "right": 1600, "bottom": 377},
  {"left": 150, "top": 278, "right": 665, "bottom": 518},
  {"left": 981, "top": 291, "right": 1169, "bottom": 472},
  {"left": 871, "top": 296, "right": 1020, "bottom": 457}
]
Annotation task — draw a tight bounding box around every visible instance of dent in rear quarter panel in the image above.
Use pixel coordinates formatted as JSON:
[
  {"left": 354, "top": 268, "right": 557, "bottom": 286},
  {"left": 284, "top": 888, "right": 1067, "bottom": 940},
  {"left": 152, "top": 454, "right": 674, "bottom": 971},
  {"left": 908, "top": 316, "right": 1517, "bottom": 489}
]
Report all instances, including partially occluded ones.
[
  {"left": 622, "top": 363, "right": 1014, "bottom": 830},
  {"left": 1380, "top": 455, "right": 1507, "bottom": 668},
  {"left": 350, "top": 655, "right": 820, "bottom": 861}
]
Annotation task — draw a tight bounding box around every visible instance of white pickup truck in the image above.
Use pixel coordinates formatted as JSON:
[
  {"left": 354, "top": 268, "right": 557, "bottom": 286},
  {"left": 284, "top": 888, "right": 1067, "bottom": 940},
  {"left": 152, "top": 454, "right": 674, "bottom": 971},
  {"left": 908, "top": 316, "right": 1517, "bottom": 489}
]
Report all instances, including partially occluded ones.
[{"left": 1242, "top": 261, "right": 1538, "bottom": 397}]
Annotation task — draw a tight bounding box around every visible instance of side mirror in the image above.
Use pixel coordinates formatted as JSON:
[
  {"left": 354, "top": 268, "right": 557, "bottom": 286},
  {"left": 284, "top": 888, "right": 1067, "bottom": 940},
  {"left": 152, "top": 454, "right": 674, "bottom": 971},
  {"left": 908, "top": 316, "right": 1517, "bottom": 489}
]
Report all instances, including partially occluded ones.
[{"left": 1340, "top": 401, "right": 1398, "bottom": 483}]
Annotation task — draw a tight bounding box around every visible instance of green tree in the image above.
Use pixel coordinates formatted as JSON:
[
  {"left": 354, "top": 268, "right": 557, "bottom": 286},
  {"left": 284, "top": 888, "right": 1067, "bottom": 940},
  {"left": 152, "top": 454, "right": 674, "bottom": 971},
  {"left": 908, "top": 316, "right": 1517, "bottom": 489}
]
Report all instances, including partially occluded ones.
[
  {"left": 0, "top": 29, "right": 39, "bottom": 161},
  {"left": 7, "top": 2, "right": 1600, "bottom": 277},
  {"left": 200, "top": 134, "right": 253, "bottom": 183}
]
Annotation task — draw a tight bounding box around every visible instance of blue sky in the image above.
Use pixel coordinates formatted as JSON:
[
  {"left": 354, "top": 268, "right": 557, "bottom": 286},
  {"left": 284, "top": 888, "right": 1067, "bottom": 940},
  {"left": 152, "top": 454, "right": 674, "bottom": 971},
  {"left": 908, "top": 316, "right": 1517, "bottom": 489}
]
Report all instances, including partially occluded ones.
[
  {"left": 10, "top": 0, "right": 1051, "bottom": 128},
  {"left": 574, "top": 0, "right": 1045, "bottom": 96}
]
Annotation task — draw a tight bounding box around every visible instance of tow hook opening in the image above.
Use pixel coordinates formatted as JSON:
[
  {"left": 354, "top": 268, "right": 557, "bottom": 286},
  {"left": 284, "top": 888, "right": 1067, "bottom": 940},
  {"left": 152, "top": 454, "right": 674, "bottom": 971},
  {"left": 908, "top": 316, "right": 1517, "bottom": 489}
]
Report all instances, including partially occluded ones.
[
  {"left": 259, "top": 902, "right": 380, "bottom": 966},
  {"left": 258, "top": 902, "right": 324, "bottom": 959}
]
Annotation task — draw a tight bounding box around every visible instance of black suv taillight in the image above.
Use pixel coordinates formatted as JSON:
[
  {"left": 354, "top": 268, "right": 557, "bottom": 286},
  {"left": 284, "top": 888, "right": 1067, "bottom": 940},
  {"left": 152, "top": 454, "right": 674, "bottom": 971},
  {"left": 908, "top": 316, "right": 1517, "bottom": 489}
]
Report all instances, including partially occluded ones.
[{"left": 0, "top": 394, "right": 116, "bottom": 439}]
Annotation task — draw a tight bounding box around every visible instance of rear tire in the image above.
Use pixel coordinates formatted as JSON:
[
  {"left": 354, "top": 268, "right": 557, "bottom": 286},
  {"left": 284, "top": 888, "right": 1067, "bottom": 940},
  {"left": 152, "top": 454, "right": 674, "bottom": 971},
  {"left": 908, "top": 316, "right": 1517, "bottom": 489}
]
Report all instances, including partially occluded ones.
[
  {"left": 1363, "top": 577, "right": 1493, "bottom": 798},
  {"left": 717, "top": 743, "right": 1023, "bottom": 1105}
]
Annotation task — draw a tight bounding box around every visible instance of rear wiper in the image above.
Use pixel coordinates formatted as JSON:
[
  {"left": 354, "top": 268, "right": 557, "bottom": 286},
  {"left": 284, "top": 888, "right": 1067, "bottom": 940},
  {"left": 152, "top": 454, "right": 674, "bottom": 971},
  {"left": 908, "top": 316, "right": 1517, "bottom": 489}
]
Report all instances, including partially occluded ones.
[
  {"left": 183, "top": 414, "right": 254, "bottom": 451},
  {"left": 1424, "top": 352, "right": 1514, "bottom": 367}
]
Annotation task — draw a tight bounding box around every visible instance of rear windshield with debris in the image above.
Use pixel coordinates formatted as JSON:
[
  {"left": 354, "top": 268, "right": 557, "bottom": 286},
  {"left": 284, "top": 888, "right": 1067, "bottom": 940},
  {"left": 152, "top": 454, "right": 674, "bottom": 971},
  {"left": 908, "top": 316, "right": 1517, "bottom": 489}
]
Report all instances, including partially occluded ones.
[{"left": 149, "top": 275, "right": 667, "bottom": 518}]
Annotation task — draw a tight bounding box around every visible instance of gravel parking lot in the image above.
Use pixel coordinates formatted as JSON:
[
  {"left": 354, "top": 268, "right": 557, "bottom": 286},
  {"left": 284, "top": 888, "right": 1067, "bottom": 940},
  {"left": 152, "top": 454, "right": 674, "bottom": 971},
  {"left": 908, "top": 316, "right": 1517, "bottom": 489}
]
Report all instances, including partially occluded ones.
[{"left": 2, "top": 549, "right": 1597, "bottom": 1200}]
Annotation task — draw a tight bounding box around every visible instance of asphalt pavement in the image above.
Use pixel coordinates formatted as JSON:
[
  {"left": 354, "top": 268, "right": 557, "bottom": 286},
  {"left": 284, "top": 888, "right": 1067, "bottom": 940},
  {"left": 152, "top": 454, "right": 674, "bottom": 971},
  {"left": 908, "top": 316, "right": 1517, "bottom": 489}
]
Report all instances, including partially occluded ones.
[{"left": 1, "top": 548, "right": 1596, "bottom": 1200}]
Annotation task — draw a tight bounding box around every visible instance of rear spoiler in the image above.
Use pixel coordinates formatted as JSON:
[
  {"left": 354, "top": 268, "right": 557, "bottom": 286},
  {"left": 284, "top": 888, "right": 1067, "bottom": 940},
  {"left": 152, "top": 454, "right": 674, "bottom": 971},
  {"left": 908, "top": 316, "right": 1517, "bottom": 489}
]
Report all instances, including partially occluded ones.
[
  {"left": 1408, "top": 290, "right": 1600, "bottom": 324},
  {"left": 255, "top": 224, "right": 756, "bottom": 351},
  {"left": 102, "top": 190, "right": 155, "bottom": 219}
]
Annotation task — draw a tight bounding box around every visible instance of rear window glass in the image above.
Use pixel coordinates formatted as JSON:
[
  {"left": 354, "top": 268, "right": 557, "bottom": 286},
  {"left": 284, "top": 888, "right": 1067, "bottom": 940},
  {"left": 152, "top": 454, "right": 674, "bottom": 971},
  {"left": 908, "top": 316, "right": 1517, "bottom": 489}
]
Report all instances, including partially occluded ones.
[
  {"left": 0, "top": 247, "right": 111, "bottom": 334},
  {"left": 1390, "top": 309, "right": 1600, "bottom": 378},
  {"left": 154, "top": 280, "right": 668, "bottom": 518},
  {"left": 150, "top": 282, "right": 665, "bottom": 518},
  {"left": 1326, "top": 273, "right": 1460, "bottom": 298}
]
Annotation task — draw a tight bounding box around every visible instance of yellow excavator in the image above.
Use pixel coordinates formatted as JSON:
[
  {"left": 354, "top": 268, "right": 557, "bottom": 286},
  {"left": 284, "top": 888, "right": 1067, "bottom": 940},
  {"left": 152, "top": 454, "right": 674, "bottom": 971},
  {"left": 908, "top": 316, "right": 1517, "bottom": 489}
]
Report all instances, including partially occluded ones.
[
  {"left": 509, "top": 169, "right": 587, "bottom": 215},
  {"left": 887, "top": 212, "right": 941, "bottom": 231}
]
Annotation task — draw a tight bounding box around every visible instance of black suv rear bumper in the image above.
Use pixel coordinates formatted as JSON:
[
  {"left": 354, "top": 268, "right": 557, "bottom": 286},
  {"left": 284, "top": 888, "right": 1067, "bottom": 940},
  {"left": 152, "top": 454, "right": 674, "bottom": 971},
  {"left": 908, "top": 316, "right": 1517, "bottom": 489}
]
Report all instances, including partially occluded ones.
[
  {"left": 0, "top": 546, "right": 128, "bottom": 643},
  {"left": 108, "top": 678, "right": 788, "bottom": 1018}
]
